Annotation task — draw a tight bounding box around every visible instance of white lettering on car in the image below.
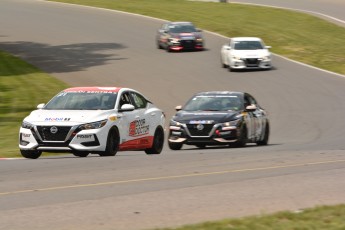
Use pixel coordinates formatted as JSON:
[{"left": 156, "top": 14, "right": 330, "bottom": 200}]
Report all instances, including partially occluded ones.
[{"left": 77, "top": 134, "right": 93, "bottom": 139}]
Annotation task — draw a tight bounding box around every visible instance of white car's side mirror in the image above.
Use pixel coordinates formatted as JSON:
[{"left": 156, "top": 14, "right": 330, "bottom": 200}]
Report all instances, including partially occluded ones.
[
  {"left": 265, "top": 46, "right": 272, "bottom": 49},
  {"left": 120, "top": 104, "right": 135, "bottom": 112},
  {"left": 175, "top": 105, "right": 182, "bottom": 111},
  {"left": 223, "top": 45, "right": 231, "bottom": 50},
  {"left": 37, "top": 103, "right": 45, "bottom": 109}
]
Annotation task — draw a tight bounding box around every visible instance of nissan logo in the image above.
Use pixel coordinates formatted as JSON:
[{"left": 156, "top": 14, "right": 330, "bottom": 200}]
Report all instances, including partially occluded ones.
[
  {"left": 196, "top": 124, "right": 204, "bottom": 131},
  {"left": 50, "top": 126, "right": 58, "bottom": 134}
]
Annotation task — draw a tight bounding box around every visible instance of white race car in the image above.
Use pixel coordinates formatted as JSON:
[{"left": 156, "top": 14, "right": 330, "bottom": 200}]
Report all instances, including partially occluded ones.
[
  {"left": 220, "top": 37, "right": 272, "bottom": 71},
  {"left": 19, "top": 87, "right": 166, "bottom": 159}
]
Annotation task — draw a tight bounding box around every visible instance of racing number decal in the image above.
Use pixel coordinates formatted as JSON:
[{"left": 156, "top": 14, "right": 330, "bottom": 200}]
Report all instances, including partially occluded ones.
[{"left": 129, "top": 119, "right": 149, "bottom": 137}]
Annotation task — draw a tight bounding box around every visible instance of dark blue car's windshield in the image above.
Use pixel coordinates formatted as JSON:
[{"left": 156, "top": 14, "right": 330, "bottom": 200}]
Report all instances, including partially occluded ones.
[
  {"left": 183, "top": 95, "right": 243, "bottom": 111},
  {"left": 169, "top": 25, "right": 197, "bottom": 33}
]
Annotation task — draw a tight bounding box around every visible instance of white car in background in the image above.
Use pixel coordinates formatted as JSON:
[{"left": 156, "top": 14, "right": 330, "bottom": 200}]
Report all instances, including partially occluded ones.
[
  {"left": 19, "top": 87, "right": 165, "bottom": 159},
  {"left": 220, "top": 37, "right": 272, "bottom": 71}
]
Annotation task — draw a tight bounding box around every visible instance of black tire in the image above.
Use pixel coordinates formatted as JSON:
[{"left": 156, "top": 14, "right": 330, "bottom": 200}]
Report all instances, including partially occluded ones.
[
  {"left": 145, "top": 127, "right": 164, "bottom": 155},
  {"left": 234, "top": 126, "right": 247, "bottom": 147},
  {"left": 157, "top": 41, "right": 162, "bottom": 49},
  {"left": 168, "top": 141, "right": 183, "bottom": 150},
  {"left": 72, "top": 151, "right": 89, "bottom": 157},
  {"left": 20, "top": 150, "right": 42, "bottom": 159},
  {"left": 221, "top": 57, "right": 227, "bottom": 68},
  {"left": 257, "top": 122, "right": 269, "bottom": 146},
  {"left": 166, "top": 45, "right": 172, "bottom": 52},
  {"left": 99, "top": 127, "right": 119, "bottom": 156},
  {"left": 196, "top": 144, "right": 206, "bottom": 149}
]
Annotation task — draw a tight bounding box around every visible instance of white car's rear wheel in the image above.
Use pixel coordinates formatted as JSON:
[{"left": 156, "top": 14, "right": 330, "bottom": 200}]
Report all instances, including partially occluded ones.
[{"left": 145, "top": 127, "right": 164, "bottom": 155}]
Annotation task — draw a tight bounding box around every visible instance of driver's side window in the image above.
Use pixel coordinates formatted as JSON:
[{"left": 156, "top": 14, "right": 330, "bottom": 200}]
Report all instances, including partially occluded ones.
[{"left": 118, "top": 92, "right": 132, "bottom": 109}]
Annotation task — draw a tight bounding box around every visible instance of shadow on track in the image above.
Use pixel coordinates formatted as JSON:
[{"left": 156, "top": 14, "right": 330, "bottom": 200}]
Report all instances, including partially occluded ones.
[{"left": 0, "top": 41, "right": 127, "bottom": 75}]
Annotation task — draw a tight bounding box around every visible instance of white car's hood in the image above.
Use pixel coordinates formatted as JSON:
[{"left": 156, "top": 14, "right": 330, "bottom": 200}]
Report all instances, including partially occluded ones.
[
  {"left": 232, "top": 49, "right": 270, "bottom": 58},
  {"left": 24, "top": 109, "right": 112, "bottom": 125}
]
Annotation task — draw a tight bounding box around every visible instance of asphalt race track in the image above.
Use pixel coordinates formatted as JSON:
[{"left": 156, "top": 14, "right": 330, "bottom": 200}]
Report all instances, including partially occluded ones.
[{"left": 1, "top": 0, "right": 345, "bottom": 230}]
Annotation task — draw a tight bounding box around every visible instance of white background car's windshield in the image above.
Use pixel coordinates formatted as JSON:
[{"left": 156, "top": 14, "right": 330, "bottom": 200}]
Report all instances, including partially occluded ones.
[
  {"left": 44, "top": 92, "right": 117, "bottom": 110},
  {"left": 234, "top": 41, "right": 263, "bottom": 50}
]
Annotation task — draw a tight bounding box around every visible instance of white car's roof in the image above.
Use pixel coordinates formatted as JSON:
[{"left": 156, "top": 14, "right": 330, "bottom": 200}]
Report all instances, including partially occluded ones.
[
  {"left": 232, "top": 37, "right": 262, "bottom": 41},
  {"left": 64, "top": 86, "right": 123, "bottom": 93}
]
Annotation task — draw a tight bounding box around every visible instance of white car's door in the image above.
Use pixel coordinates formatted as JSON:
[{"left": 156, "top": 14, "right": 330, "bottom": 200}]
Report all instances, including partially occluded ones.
[
  {"left": 115, "top": 92, "right": 139, "bottom": 145},
  {"left": 123, "top": 91, "right": 152, "bottom": 149}
]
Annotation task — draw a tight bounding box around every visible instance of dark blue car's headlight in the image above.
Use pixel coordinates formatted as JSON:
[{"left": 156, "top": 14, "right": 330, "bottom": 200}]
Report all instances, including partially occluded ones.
[
  {"left": 170, "top": 119, "right": 182, "bottom": 127},
  {"left": 222, "top": 119, "right": 241, "bottom": 127}
]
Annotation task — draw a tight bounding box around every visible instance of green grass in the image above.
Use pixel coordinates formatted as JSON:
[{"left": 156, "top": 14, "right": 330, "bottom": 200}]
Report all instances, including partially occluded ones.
[
  {"left": 0, "top": 51, "right": 68, "bottom": 158},
  {"left": 155, "top": 204, "right": 345, "bottom": 230},
  {"left": 49, "top": 0, "right": 345, "bottom": 75}
]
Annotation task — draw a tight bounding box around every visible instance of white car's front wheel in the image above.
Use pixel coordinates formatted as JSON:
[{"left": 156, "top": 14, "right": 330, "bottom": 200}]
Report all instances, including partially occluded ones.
[
  {"left": 20, "top": 150, "right": 42, "bottom": 159},
  {"left": 99, "top": 127, "right": 119, "bottom": 156},
  {"left": 221, "top": 56, "right": 227, "bottom": 68},
  {"left": 73, "top": 151, "right": 89, "bottom": 157}
]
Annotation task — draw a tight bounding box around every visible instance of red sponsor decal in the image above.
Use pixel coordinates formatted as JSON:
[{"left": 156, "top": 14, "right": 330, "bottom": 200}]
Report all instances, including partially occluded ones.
[
  {"left": 128, "top": 119, "right": 149, "bottom": 137},
  {"left": 119, "top": 136, "right": 154, "bottom": 151}
]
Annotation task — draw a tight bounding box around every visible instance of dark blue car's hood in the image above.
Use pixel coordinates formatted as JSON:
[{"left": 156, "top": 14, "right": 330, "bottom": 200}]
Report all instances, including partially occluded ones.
[{"left": 173, "top": 110, "right": 240, "bottom": 124}]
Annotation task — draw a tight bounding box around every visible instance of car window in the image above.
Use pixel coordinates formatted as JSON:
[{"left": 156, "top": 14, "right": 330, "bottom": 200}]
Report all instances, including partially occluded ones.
[
  {"left": 234, "top": 41, "right": 263, "bottom": 50},
  {"left": 118, "top": 92, "right": 132, "bottom": 109},
  {"left": 44, "top": 92, "right": 117, "bottom": 110},
  {"left": 130, "top": 92, "right": 147, "bottom": 109},
  {"left": 244, "top": 94, "right": 258, "bottom": 108},
  {"left": 184, "top": 95, "right": 242, "bottom": 111},
  {"left": 168, "top": 24, "right": 197, "bottom": 33},
  {"left": 162, "top": 23, "right": 167, "bottom": 31}
]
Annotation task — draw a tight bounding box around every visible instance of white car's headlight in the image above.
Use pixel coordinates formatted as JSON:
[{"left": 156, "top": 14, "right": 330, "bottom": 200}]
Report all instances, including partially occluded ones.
[
  {"left": 231, "top": 56, "right": 242, "bottom": 60},
  {"left": 262, "top": 55, "right": 271, "bottom": 61},
  {"left": 22, "top": 121, "right": 34, "bottom": 129},
  {"left": 78, "top": 119, "right": 107, "bottom": 130}
]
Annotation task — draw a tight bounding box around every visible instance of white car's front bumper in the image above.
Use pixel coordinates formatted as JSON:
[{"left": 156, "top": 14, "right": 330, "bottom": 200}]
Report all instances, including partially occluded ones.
[
  {"left": 230, "top": 58, "right": 272, "bottom": 69},
  {"left": 19, "top": 125, "right": 108, "bottom": 152}
]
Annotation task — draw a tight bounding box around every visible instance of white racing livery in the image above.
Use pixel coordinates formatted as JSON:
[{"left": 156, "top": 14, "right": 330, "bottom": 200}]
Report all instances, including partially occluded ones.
[
  {"left": 220, "top": 37, "right": 272, "bottom": 71},
  {"left": 19, "top": 87, "right": 165, "bottom": 159}
]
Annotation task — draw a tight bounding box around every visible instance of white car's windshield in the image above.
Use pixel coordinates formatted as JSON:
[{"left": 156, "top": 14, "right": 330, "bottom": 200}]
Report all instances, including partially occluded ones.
[
  {"left": 234, "top": 41, "right": 263, "bottom": 50},
  {"left": 183, "top": 95, "right": 242, "bottom": 111},
  {"left": 44, "top": 92, "right": 117, "bottom": 110}
]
